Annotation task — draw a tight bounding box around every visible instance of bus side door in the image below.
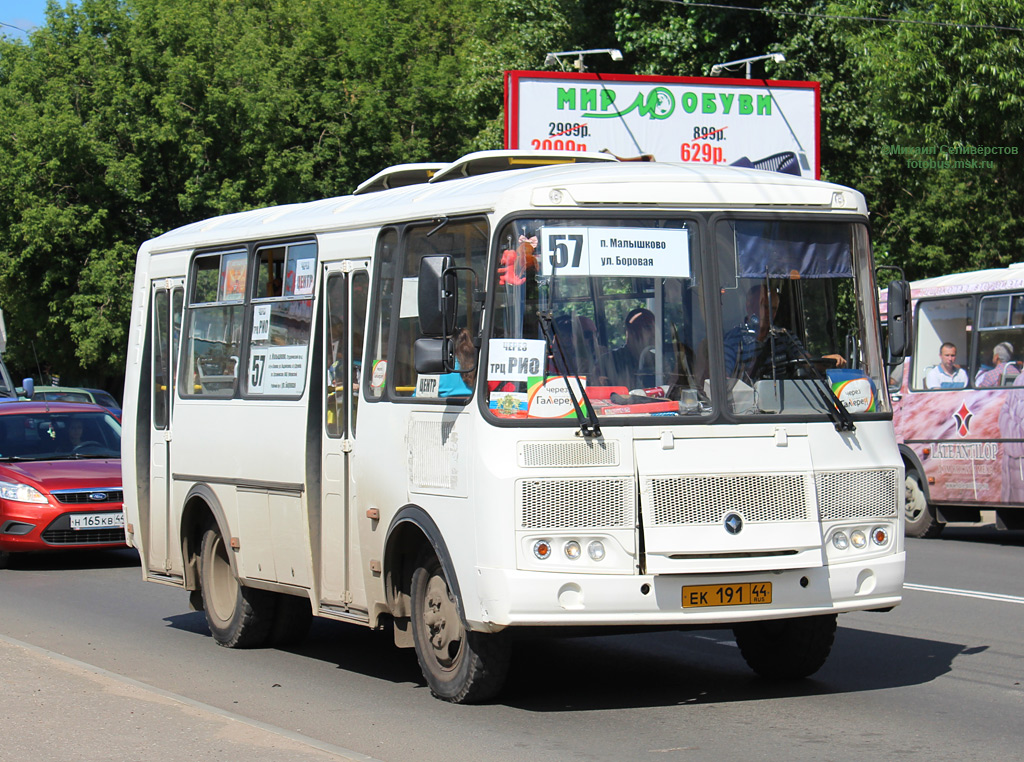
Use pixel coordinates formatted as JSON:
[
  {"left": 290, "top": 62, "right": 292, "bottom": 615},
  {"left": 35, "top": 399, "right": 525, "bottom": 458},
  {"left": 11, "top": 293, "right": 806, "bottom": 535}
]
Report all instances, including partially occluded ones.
[
  {"left": 320, "top": 262, "right": 369, "bottom": 609},
  {"left": 148, "top": 279, "right": 184, "bottom": 575}
]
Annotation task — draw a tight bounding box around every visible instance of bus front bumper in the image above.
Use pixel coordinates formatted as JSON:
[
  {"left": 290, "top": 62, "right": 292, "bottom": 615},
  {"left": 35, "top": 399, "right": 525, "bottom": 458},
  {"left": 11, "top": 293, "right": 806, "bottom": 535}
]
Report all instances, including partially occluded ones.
[{"left": 471, "top": 552, "right": 905, "bottom": 629}]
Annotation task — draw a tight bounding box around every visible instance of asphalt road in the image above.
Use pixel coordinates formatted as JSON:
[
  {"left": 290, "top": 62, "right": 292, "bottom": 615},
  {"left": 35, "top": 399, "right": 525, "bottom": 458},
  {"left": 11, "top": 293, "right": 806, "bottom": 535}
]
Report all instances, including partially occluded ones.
[{"left": 1, "top": 527, "right": 1022, "bottom": 762}]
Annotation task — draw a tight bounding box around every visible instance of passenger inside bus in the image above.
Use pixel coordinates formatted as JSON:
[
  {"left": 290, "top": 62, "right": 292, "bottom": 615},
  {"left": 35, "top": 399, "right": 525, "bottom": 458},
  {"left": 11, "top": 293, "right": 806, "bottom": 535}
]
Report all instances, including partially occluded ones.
[
  {"left": 548, "top": 314, "right": 599, "bottom": 378},
  {"left": 925, "top": 342, "right": 968, "bottom": 388},
  {"left": 438, "top": 328, "right": 477, "bottom": 397},
  {"left": 597, "top": 307, "right": 656, "bottom": 388},
  {"left": 975, "top": 341, "right": 1019, "bottom": 387}
]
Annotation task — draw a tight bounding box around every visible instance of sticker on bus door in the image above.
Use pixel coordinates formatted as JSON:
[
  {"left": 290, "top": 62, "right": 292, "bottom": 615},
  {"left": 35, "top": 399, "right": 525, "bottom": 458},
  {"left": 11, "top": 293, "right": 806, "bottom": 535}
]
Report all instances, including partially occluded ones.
[
  {"left": 248, "top": 346, "right": 308, "bottom": 395},
  {"left": 538, "top": 227, "right": 690, "bottom": 278}
]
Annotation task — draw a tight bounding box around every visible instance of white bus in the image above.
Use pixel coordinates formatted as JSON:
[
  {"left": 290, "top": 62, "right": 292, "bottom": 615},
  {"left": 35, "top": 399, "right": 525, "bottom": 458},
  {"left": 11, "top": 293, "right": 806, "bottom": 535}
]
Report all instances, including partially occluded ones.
[
  {"left": 122, "top": 151, "right": 907, "bottom": 703},
  {"left": 881, "top": 264, "right": 1024, "bottom": 537}
]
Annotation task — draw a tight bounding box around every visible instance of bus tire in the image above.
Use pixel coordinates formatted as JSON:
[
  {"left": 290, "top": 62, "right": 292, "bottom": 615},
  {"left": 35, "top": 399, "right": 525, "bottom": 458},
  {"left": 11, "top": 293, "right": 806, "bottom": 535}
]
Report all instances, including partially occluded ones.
[
  {"left": 733, "top": 614, "right": 837, "bottom": 680},
  {"left": 409, "top": 546, "right": 510, "bottom": 703},
  {"left": 199, "top": 527, "right": 275, "bottom": 648},
  {"left": 271, "top": 593, "right": 313, "bottom": 647},
  {"left": 904, "top": 470, "right": 944, "bottom": 538}
]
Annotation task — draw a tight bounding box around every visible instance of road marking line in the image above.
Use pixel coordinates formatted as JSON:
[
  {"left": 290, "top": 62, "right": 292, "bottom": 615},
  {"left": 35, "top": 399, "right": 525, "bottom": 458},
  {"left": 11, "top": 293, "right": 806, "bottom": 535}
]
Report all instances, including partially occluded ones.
[{"left": 904, "top": 582, "right": 1024, "bottom": 606}]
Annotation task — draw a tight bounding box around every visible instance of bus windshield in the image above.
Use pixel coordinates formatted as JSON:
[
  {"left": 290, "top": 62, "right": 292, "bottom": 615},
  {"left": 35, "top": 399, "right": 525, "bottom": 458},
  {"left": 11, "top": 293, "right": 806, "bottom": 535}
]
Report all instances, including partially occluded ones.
[{"left": 485, "top": 216, "right": 887, "bottom": 422}]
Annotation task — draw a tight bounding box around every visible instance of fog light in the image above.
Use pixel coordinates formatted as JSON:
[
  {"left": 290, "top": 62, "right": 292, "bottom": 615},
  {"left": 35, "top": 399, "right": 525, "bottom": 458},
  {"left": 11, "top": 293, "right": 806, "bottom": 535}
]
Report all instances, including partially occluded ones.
[
  {"left": 564, "top": 541, "right": 582, "bottom": 560},
  {"left": 831, "top": 531, "right": 849, "bottom": 550},
  {"left": 872, "top": 526, "right": 889, "bottom": 546},
  {"left": 587, "top": 540, "right": 606, "bottom": 561},
  {"left": 851, "top": 529, "right": 867, "bottom": 549},
  {"left": 533, "top": 540, "right": 552, "bottom": 560}
]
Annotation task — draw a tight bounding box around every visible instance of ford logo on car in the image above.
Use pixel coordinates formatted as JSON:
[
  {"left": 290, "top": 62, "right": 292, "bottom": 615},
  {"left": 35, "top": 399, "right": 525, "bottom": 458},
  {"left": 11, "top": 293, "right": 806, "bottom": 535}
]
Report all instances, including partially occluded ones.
[{"left": 89, "top": 492, "right": 109, "bottom": 502}]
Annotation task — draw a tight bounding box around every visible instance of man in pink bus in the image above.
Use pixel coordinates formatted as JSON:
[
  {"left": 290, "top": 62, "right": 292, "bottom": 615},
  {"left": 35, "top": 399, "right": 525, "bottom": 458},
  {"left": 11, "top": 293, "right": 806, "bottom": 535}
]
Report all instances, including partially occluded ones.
[
  {"left": 975, "top": 341, "right": 1019, "bottom": 387},
  {"left": 925, "top": 342, "right": 968, "bottom": 388}
]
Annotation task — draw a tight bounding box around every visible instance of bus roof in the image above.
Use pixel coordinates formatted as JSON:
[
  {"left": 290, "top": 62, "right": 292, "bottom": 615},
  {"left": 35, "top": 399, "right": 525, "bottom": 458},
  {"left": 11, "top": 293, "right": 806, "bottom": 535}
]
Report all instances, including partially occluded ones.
[
  {"left": 906, "top": 263, "right": 1024, "bottom": 299},
  {"left": 141, "top": 153, "right": 867, "bottom": 255}
]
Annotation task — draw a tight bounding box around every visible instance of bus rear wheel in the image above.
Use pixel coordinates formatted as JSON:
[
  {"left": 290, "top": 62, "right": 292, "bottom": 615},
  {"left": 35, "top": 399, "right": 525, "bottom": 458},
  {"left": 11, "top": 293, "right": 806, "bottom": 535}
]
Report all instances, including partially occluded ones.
[
  {"left": 199, "top": 527, "right": 275, "bottom": 648},
  {"left": 905, "top": 470, "right": 944, "bottom": 538},
  {"left": 733, "top": 614, "right": 837, "bottom": 680},
  {"left": 409, "top": 547, "right": 510, "bottom": 703}
]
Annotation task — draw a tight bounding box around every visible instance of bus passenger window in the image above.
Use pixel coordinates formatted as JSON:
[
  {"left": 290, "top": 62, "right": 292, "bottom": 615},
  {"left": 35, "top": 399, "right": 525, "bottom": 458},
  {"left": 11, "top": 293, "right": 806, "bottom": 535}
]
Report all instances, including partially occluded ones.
[
  {"left": 246, "top": 241, "right": 316, "bottom": 398},
  {"left": 184, "top": 251, "right": 246, "bottom": 398},
  {"left": 975, "top": 293, "right": 1024, "bottom": 387},
  {"left": 325, "top": 273, "right": 346, "bottom": 438},
  {"left": 910, "top": 296, "right": 972, "bottom": 391}
]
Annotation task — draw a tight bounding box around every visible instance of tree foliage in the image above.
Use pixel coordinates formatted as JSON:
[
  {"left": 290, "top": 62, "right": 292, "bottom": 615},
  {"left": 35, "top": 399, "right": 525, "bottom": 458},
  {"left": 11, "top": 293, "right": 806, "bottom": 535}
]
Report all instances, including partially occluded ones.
[{"left": 0, "top": 0, "right": 1020, "bottom": 388}]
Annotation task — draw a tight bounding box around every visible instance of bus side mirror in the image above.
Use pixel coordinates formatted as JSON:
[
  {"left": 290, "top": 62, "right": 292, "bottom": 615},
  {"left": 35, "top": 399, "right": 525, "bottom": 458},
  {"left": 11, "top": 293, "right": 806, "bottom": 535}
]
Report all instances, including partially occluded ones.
[
  {"left": 886, "top": 280, "right": 912, "bottom": 359},
  {"left": 418, "top": 255, "right": 456, "bottom": 337},
  {"left": 22, "top": 377, "right": 35, "bottom": 399}
]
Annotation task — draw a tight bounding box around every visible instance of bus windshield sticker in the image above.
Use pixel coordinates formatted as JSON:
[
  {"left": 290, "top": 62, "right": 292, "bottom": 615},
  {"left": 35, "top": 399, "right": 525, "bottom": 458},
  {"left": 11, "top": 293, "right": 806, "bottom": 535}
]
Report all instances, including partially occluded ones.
[
  {"left": 537, "top": 227, "right": 690, "bottom": 279},
  {"left": 251, "top": 304, "right": 271, "bottom": 342},
  {"left": 525, "top": 376, "right": 587, "bottom": 419},
  {"left": 293, "top": 258, "right": 316, "bottom": 296},
  {"left": 400, "top": 278, "right": 419, "bottom": 319},
  {"left": 370, "top": 359, "right": 387, "bottom": 392},
  {"left": 248, "top": 345, "right": 307, "bottom": 395},
  {"left": 220, "top": 252, "right": 248, "bottom": 301},
  {"left": 487, "top": 339, "right": 546, "bottom": 383},
  {"left": 416, "top": 374, "right": 440, "bottom": 398}
]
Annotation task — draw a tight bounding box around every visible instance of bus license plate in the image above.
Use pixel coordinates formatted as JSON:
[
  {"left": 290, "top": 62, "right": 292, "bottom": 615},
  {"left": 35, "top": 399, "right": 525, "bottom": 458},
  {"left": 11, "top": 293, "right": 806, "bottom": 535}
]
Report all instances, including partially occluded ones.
[
  {"left": 70, "top": 512, "right": 125, "bottom": 530},
  {"left": 682, "top": 582, "right": 772, "bottom": 608}
]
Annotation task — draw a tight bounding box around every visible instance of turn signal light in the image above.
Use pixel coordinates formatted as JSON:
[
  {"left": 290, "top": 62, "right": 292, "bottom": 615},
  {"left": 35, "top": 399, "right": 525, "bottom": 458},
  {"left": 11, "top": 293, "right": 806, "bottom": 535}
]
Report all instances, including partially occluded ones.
[{"left": 533, "top": 540, "right": 552, "bottom": 560}]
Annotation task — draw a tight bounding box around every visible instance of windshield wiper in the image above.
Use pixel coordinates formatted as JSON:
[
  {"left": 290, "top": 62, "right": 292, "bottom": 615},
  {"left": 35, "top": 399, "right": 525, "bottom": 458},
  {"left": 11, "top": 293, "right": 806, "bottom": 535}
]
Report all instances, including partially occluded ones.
[
  {"left": 536, "top": 311, "right": 602, "bottom": 439},
  {"left": 785, "top": 338, "right": 856, "bottom": 432}
]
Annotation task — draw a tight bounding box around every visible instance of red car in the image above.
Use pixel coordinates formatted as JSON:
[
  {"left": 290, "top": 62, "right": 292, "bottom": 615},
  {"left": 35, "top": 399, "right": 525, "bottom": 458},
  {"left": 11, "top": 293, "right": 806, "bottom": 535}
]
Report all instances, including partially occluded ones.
[{"left": 0, "top": 401, "right": 124, "bottom": 568}]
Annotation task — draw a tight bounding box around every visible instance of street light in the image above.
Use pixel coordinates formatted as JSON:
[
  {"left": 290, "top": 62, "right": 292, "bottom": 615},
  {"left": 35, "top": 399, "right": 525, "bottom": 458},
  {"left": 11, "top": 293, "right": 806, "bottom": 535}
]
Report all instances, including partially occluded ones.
[
  {"left": 544, "top": 48, "right": 623, "bottom": 72},
  {"left": 710, "top": 52, "right": 785, "bottom": 79}
]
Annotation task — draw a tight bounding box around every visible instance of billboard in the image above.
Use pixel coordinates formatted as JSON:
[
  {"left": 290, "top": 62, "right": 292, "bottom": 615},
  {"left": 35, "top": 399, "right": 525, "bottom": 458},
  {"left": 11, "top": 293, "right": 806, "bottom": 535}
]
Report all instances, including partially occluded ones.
[{"left": 504, "top": 71, "right": 820, "bottom": 178}]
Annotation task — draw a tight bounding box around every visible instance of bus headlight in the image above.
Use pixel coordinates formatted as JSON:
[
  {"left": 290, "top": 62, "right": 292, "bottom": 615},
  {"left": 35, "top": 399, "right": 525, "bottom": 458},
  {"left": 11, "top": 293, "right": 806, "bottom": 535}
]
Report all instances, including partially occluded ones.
[
  {"left": 587, "top": 540, "right": 606, "bottom": 561},
  {"left": 564, "top": 541, "right": 582, "bottom": 560},
  {"left": 850, "top": 529, "right": 868, "bottom": 549},
  {"left": 831, "top": 531, "right": 849, "bottom": 550}
]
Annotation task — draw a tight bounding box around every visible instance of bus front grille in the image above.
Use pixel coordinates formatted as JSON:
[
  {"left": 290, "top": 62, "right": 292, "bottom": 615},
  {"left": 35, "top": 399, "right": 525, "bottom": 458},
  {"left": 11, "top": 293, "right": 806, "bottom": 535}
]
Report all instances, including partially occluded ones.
[
  {"left": 518, "top": 477, "right": 634, "bottom": 529},
  {"left": 643, "top": 474, "right": 808, "bottom": 526},
  {"left": 816, "top": 469, "right": 899, "bottom": 520},
  {"left": 518, "top": 440, "right": 620, "bottom": 467}
]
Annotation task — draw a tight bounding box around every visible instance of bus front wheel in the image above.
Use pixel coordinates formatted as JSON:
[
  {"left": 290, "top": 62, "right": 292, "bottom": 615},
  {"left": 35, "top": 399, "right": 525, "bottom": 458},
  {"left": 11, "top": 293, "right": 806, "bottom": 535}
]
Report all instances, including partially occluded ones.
[
  {"left": 905, "top": 470, "right": 944, "bottom": 538},
  {"left": 409, "top": 547, "right": 510, "bottom": 703},
  {"left": 733, "top": 614, "right": 837, "bottom": 680},
  {"left": 199, "top": 527, "right": 275, "bottom": 648}
]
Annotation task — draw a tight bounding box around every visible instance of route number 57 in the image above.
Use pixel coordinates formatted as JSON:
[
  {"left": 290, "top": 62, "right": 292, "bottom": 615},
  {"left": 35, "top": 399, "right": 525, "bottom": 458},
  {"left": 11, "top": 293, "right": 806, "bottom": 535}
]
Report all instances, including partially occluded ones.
[{"left": 547, "top": 234, "right": 584, "bottom": 270}]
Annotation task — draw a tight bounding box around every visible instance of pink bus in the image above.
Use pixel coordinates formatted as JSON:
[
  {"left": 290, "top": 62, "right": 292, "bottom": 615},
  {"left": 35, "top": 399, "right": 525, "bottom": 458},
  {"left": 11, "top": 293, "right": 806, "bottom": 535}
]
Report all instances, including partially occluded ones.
[{"left": 881, "top": 264, "right": 1024, "bottom": 537}]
